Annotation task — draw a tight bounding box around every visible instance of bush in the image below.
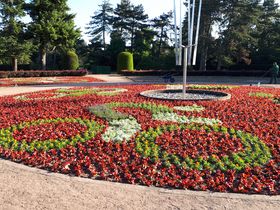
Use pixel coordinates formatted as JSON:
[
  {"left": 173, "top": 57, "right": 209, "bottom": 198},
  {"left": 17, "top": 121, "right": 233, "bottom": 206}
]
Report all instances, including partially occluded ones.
[
  {"left": 0, "top": 69, "right": 88, "bottom": 78},
  {"left": 117, "top": 52, "right": 134, "bottom": 73},
  {"left": 66, "top": 51, "right": 79, "bottom": 70}
]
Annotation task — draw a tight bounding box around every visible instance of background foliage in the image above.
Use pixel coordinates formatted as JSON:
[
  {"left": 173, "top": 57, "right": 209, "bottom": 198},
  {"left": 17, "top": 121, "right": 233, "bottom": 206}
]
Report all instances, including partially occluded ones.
[{"left": 0, "top": 0, "right": 280, "bottom": 71}]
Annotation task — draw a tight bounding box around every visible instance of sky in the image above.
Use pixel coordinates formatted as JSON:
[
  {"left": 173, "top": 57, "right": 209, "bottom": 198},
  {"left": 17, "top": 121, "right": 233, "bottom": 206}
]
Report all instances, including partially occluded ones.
[
  {"left": 68, "top": 0, "right": 180, "bottom": 42},
  {"left": 68, "top": 0, "right": 280, "bottom": 42}
]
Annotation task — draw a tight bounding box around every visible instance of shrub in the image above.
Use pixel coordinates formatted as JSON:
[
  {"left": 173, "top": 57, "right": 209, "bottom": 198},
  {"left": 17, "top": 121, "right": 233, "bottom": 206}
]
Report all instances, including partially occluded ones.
[
  {"left": 0, "top": 69, "right": 88, "bottom": 78},
  {"left": 66, "top": 51, "right": 79, "bottom": 70},
  {"left": 117, "top": 52, "right": 134, "bottom": 73}
]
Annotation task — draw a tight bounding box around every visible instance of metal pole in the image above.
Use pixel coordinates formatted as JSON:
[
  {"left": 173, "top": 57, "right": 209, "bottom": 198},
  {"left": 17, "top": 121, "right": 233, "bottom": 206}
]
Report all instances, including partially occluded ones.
[
  {"left": 187, "top": 0, "right": 191, "bottom": 63},
  {"left": 188, "top": 0, "right": 196, "bottom": 65},
  {"left": 173, "top": 0, "right": 179, "bottom": 65},
  {"left": 192, "top": 0, "right": 202, "bottom": 65},
  {"left": 183, "top": 47, "right": 188, "bottom": 97},
  {"left": 178, "top": 0, "right": 183, "bottom": 66}
]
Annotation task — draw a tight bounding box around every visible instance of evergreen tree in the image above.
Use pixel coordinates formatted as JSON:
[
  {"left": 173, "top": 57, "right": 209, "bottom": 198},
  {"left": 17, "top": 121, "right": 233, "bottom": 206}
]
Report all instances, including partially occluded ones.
[
  {"left": 216, "top": 0, "right": 261, "bottom": 69},
  {"left": 27, "top": 0, "right": 80, "bottom": 70},
  {"left": 0, "top": 0, "right": 32, "bottom": 71},
  {"left": 113, "top": 0, "right": 149, "bottom": 52},
  {"left": 128, "top": 4, "right": 149, "bottom": 51},
  {"left": 113, "top": 0, "right": 131, "bottom": 37},
  {"left": 151, "top": 12, "right": 173, "bottom": 57},
  {"left": 183, "top": 0, "right": 223, "bottom": 70},
  {"left": 86, "top": 0, "right": 113, "bottom": 49},
  {"left": 252, "top": 0, "right": 280, "bottom": 69}
]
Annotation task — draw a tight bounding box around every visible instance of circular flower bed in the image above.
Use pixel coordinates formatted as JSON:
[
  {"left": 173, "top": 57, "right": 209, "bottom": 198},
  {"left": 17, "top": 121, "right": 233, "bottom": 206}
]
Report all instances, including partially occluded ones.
[
  {"left": 0, "top": 85, "right": 279, "bottom": 195},
  {"left": 140, "top": 89, "right": 231, "bottom": 101}
]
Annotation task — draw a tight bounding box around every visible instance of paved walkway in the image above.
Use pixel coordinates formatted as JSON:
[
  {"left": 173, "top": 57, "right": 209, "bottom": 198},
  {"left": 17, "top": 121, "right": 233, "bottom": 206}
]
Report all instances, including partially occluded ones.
[{"left": 0, "top": 75, "right": 279, "bottom": 210}]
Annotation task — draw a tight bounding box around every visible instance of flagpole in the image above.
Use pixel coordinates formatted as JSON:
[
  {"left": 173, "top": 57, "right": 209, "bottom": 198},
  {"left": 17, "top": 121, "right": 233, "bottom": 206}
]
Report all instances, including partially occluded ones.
[
  {"left": 178, "top": 0, "right": 183, "bottom": 66},
  {"left": 192, "top": 0, "right": 202, "bottom": 65},
  {"left": 188, "top": 0, "right": 196, "bottom": 65},
  {"left": 173, "top": 0, "right": 179, "bottom": 65}
]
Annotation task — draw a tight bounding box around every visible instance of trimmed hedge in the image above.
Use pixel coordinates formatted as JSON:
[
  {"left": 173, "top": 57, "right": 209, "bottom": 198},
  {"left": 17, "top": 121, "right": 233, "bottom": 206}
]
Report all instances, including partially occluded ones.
[
  {"left": 66, "top": 51, "right": 79, "bottom": 70},
  {"left": 0, "top": 64, "right": 31, "bottom": 71},
  {"left": 121, "top": 70, "right": 274, "bottom": 77},
  {"left": 117, "top": 52, "right": 134, "bottom": 73},
  {"left": 0, "top": 69, "right": 88, "bottom": 78}
]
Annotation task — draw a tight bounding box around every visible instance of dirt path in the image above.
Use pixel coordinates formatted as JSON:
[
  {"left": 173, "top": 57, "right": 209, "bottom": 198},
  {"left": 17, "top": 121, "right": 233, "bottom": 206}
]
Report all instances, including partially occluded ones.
[
  {"left": 1, "top": 159, "right": 279, "bottom": 210},
  {"left": 0, "top": 77, "right": 279, "bottom": 210}
]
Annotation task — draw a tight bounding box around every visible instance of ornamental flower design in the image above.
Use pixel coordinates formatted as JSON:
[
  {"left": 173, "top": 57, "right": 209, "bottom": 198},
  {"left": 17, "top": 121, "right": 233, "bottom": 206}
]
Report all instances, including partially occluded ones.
[{"left": 0, "top": 85, "right": 279, "bottom": 194}]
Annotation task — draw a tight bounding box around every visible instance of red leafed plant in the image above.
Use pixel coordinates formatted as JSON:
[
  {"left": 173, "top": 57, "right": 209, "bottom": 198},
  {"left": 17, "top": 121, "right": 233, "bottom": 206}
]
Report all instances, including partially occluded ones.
[{"left": 0, "top": 84, "right": 279, "bottom": 195}]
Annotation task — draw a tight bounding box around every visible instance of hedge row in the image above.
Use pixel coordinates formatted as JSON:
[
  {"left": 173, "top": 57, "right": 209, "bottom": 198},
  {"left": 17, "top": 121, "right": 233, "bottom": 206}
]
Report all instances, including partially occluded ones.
[
  {"left": 0, "top": 69, "right": 88, "bottom": 78},
  {"left": 121, "top": 70, "right": 273, "bottom": 77}
]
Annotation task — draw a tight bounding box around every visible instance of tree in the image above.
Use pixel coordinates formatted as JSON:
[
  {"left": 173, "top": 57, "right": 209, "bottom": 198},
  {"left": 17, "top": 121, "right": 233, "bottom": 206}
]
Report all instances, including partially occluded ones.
[
  {"left": 151, "top": 12, "right": 173, "bottom": 57},
  {"left": 113, "top": 0, "right": 131, "bottom": 37},
  {"left": 105, "top": 31, "right": 126, "bottom": 69},
  {"left": 27, "top": 0, "right": 80, "bottom": 70},
  {"left": 127, "top": 4, "right": 149, "bottom": 51},
  {"left": 251, "top": 0, "right": 280, "bottom": 69},
  {"left": 0, "top": 0, "right": 32, "bottom": 71},
  {"left": 86, "top": 0, "right": 113, "bottom": 49},
  {"left": 113, "top": 0, "right": 149, "bottom": 52},
  {"left": 216, "top": 0, "right": 261, "bottom": 69},
  {"left": 182, "top": 0, "right": 223, "bottom": 71}
]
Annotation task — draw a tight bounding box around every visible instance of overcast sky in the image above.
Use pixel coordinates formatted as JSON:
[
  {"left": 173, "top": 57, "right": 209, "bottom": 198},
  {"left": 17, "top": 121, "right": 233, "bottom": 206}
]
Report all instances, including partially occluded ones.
[{"left": 68, "top": 0, "right": 280, "bottom": 42}]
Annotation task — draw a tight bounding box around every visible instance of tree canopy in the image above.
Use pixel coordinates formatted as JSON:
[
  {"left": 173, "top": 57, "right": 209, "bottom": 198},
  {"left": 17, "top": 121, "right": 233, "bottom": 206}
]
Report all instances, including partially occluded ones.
[
  {"left": 26, "top": 0, "right": 80, "bottom": 70},
  {"left": 0, "top": 0, "right": 280, "bottom": 71},
  {"left": 0, "top": 0, "right": 32, "bottom": 71}
]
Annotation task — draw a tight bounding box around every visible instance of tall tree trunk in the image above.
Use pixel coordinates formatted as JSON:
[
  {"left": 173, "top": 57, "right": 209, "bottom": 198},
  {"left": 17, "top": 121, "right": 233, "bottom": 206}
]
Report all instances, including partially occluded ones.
[
  {"left": 199, "top": 18, "right": 212, "bottom": 71},
  {"left": 53, "top": 52, "right": 57, "bottom": 69},
  {"left": 40, "top": 46, "right": 47, "bottom": 70},
  {"left": 157, "top": 26, "right": 164, "bottom": 58},
  {"left": 199, "top": 43, "right": 208, "bottom": 71},
  {"left": 103, "top": 29, "right": 106, "bottom": 49},
  {"left": 217, "top": 57, "right": 222, "bottom": 70},
  {"left": 131, "top": 30, "right": 134, "bottom": 52},
  {"left": 12, "top": 57, "right": 18, "bottom": 72}
]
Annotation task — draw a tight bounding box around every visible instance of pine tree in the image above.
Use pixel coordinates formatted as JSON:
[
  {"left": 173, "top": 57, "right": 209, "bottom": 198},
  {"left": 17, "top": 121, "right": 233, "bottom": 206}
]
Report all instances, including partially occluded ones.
[
  {"left": 113, "top": 0, "right": 148, "bottom": 51},
  {"left": 86, "top": 0, "right": 113, "bottom": 49},
  {"left": 113, "top": 0, "right": 131, "bottom": 36},
  {"left": 183, "top": 0, "right": 223, "bottom": 70},
  {"left": 27, "top": 0, "right": 80, "bottom": 70},
  {"left": 252, "top": 0, "right": 280, "bottom": 68},
  {"left": 0, "top": 0, "right": 32, "bottom": 71},
  {"left": 216, "top": 0, "right": 261, "bottom": 69},
  {"left": 151, "top": 12, "right": 173, "bottom": 57}
]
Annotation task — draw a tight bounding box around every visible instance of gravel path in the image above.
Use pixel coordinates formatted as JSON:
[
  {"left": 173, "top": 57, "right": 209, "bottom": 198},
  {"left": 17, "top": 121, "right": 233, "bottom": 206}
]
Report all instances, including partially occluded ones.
[
  {"left": 1, "top": 159, "right": 280, "bottom": 210},
  {"left": 0, "top": 76, "right": 279, "bottom": 210}
]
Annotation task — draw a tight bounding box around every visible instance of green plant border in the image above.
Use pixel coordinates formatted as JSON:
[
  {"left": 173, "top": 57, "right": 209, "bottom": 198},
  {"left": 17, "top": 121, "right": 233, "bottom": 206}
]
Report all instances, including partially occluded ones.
[
  {"left": 15, "top": 88, "right": 128, "bottom": 101},
  {"left": 0, "top": 118, "right": 103, "bottom": 152},
  {"left": 167, "top": 84, "right": 238, "bottom": 90},
  {"left": 56, "top": 88, "right": 128, "bottom": 97},
  {"left": 135, "top": 124, "right": 272, "bottom": 171},
  {"left": 249, "top": 92, "right": 274, "bottom": 99}
]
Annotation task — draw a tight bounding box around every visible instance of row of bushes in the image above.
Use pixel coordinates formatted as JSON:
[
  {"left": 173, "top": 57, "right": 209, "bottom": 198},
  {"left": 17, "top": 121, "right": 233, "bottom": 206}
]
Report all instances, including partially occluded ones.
[
  {"left": 0, "top": 50, "right": 80, "bottom": 71},
  {"left": 0, "top": 65, "right": 31, "bottom": 71},
  {"left": 0, "top": 69, "right": 88, "bottom": 78},
  {"left": 121, "top": 69, "right": 273, "bottom": 77}
]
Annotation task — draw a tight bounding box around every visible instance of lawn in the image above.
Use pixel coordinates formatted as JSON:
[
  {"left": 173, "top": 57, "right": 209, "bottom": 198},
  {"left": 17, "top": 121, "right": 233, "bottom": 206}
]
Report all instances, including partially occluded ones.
[{"left": 0, "top": 84, "right": 279, "bottom": 195}]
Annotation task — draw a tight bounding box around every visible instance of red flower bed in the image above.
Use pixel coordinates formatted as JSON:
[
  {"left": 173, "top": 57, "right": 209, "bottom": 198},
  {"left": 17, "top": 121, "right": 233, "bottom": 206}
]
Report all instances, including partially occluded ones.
[
  {"left": 0, "top": 85, "right": 279, "bottom": 195},
  {"left": 0, "top": 76, "right": 104, "bottom": 87},
  {"left": 155, "top": 129, "right": 243, "bottom": 158},
  {"left": 13, "top": 122, "right": 87, "bottom": 143}
]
